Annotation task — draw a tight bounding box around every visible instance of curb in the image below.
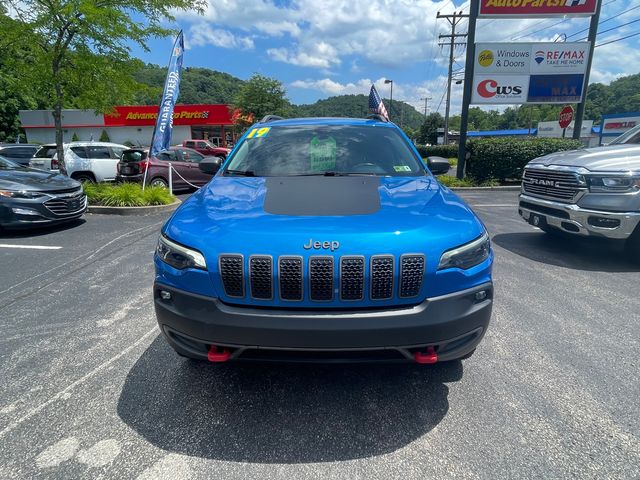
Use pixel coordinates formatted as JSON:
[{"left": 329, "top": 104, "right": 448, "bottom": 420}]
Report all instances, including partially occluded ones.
[
  {"left": 87, "top": 199, "right": 181, "bottom": 216},
  {"left": 449, "top": 186, "right": 521, "bottom": 192}
]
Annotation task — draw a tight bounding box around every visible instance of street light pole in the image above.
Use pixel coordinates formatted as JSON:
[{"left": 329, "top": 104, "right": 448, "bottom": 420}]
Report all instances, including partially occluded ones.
[{"left": 384, "top": 79, "right": 393, "bottom": 120}]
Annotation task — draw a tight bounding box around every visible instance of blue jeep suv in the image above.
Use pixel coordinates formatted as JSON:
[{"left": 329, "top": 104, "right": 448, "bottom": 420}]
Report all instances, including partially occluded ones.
[{"left": 154, "top": 116, "right": 493, "bottom": 364}]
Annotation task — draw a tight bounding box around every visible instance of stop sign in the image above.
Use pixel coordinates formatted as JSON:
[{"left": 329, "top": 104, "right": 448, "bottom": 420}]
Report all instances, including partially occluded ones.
[{"left": 559, "top": 106, "right": 574, "bottom": 129}]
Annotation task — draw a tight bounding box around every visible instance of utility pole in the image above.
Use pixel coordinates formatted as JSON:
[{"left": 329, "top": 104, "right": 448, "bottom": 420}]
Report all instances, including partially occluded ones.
[
  {"left": 438, "top": 10, "right": 468, "bottom": 145},
  {"left": 573, "top": 0, "right": 602, "bottom": 140},
  {"left": 455, "top": 2, "right": 477, "bottom": 179},
  {"left": 421, "top": 97, "right": 432, "bottom": 118}
]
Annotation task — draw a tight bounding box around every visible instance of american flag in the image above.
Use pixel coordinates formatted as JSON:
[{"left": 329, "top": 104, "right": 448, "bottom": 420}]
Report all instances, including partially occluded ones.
[{"left": 368, "top": 84, "right": 389, "bottom": 120}]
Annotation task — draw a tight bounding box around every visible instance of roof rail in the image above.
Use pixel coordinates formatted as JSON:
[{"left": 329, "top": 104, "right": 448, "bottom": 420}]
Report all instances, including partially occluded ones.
[
  {"left": 260, "top": 115, "right": 284, "bottom": 123},
  {"left": 366, "top": 113, "right": 389, "bottom": 123}
]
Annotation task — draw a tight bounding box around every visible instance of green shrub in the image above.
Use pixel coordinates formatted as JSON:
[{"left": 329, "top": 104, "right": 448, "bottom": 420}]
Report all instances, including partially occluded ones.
[
  {"left": 84, "top": 183, "right": 175, "bottom": 207},
  {"left": 436, "top": 175, "right": 475, "bottom": 187},
  {"left": 141, "top": 186, "right": 176, "bottom": 205},
  {"left": 467, "top": 137, "right": 582, "bottom": 182},
  {"left": 416, "top": 144, "right": 459, "bottom": 159},
  {"left": 71, "top": 132, "right": 79, "bottom": 141},
  {"left": 99, "top": 129, "right": 110, "bottom": 142}
]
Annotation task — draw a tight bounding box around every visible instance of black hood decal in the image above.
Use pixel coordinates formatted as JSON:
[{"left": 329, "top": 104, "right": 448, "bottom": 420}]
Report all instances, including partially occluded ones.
[{"left": 264, "top": 176, "right": 381, "bottom": 216}]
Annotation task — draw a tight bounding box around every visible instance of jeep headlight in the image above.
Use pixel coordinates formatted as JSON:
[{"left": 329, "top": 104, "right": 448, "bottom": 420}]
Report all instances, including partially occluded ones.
[
  {"left": 156, "top": 235, "right": 206, "bottom": 270},
  {"left": 438, "top": 232, "right": 491, "bottom": 271},
  {"left": 587, "top": 175, "right": 640, "bottom": 192}
]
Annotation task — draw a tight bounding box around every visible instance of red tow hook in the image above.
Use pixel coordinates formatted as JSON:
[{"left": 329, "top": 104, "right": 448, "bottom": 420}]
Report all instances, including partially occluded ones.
[
  {"left": 207, "top": 345, "right": 231, "bottom": 362},
  {"left": 414, "top": 346, "right": 438, "bottom": 364}
]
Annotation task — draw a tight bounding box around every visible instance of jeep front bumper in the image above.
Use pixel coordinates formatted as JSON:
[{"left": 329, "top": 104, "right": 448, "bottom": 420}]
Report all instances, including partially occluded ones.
[
  {"left": 154, "top": 282, "right": 493, "bottom": 363},
  {"left": 519, "top": 194, "right": 640, "bottom": 240}
]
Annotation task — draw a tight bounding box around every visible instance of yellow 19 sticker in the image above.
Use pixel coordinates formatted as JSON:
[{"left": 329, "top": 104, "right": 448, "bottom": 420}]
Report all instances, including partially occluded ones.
[{"left": 246, "top": 127, "right": 271, "bottom": 139}]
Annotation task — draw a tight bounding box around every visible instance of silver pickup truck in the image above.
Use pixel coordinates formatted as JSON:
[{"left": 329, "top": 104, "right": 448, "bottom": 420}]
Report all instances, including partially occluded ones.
[{"left": 519, "top": 124, "right": 640, "bottom": 259}]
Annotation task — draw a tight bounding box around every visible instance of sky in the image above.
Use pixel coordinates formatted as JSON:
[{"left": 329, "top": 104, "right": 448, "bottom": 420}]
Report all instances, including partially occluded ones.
[{"left": 128, "top": 0, "right": 640, "bottom": 115}]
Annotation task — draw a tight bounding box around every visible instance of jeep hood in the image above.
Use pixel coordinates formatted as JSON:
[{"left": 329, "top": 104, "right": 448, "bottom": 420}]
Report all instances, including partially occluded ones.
[
  {"left": 529, "top": 144, "right": 640, "bottom": 172},
  {"left": 164, "top": 176, "right": 484, "bottom": 259}
]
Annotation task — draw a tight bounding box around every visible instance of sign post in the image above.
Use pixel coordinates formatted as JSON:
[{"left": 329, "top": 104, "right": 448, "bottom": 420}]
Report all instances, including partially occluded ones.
[
  {"left": 573, "top": 0, "right": 602, "bottom": 139},
  {"left": 559, "top": 105, "right": 574, "bottom": 138}
]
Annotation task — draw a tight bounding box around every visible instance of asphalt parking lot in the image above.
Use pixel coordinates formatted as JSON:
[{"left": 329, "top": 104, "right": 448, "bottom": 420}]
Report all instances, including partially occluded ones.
[{"left": 0, "top": 190, "right": 638, "bottom": 479}]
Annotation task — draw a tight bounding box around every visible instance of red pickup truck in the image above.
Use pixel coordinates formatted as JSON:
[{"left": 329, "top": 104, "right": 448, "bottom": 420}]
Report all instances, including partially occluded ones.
[{"left": 182, "top": 140, "right": 230, "bottom": 159}]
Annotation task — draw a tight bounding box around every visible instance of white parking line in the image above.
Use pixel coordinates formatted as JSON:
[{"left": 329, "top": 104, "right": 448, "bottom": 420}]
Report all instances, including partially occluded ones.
[{"left": 0, "top": 244, "right": 62, "bottom": 250}]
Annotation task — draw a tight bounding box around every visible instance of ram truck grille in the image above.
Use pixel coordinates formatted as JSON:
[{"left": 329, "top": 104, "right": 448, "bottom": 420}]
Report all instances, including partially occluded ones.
[
  {"left": 522, "top": 169, "right": 584, "bottom": 202},
  {"left": 218, "top": 253, "right": 426, "bottom": 304}
]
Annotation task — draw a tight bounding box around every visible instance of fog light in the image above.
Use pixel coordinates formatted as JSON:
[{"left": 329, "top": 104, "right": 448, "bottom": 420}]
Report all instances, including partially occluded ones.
[
  {"left": 475, "top": 290, "right": 487, "bottom": 301},
  {"left": 12, "top": 208, "right": 39, "bottom": 215},
  {"left": 160, "top": 290, "right": 172, "bottom": 301}
]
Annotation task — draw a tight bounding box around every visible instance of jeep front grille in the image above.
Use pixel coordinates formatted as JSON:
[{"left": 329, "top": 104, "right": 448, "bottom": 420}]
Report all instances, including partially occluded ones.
[
  {"left": 219, "top": 255, "right": 244, "bottom": 298},
  {"left": 370, "top": 255, "right": 394, "bottom": 300},
  {"left": 309, "top": 256, "right": 334, "bottom": 301},
  {"left": 278, "top": 256, "right": 303, "bottom": 301},
  {"left": 399, "top": 254, "right": 425, "bottom": 298},
  {"left": 218, "top": 253, "right": 426, "bottom": 303},
  {"left": 249, "top": 255, "right": 273, "bottom": 300},
  {"left": 340, "top": 256, "right": 365, "bottom": 301},
  {"left": 522, "top": 169, "right": 584, "bottom": 202}
]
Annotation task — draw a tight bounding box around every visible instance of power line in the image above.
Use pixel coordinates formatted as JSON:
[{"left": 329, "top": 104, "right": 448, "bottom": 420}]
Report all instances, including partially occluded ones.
[
  {"left": 576, "top": 17, "right": 640, "bottom": 42},
  {"left": 596, "top": 30, "right": 640, "bottom": 47},
  {"left": 567, "top": 4, "right": 640, "bottom": 39},
  {"left": 507, "top": 0, "right": 618, "bottom": 41}
]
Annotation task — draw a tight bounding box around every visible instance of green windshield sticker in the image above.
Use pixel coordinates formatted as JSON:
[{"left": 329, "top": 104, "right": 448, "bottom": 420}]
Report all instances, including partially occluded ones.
[
  {"left": 394, "top": 165, "right": 411, "bottom": 172},
  {"left": 309, "top": 136, "right": 337, "bottom": 171},
  {"left": 246, "top": 127, "right": 271, "bottom": 139}
]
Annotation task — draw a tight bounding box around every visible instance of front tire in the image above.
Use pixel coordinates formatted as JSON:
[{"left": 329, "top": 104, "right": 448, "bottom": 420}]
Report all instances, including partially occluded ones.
[
  {"left": 72, "top": 172, "right": 96, "bottom": 183},
  {"left": 150, "top": 177, "right": 168, "bottom": 188}
]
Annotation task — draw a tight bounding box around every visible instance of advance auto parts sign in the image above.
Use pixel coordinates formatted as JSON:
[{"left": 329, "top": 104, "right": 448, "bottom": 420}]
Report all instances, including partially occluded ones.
[
  {"left": 472, "top": 75, "right": 529, "bottom": 104},
  {"left": 479, "top": 0, "right": 598, "bottom": 18}
]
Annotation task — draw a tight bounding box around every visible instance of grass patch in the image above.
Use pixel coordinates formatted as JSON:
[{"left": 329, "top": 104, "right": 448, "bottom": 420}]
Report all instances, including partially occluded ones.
[
  {"left": 436, "top": 175, "right": 500, "bottom": 188},
  {"left": 84, "top": 182, "right": 176, "bottom": 207}
]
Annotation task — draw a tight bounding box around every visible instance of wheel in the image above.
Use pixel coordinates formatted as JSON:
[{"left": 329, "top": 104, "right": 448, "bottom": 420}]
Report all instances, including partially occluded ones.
[
  {"left": 73, "top": 173, "right": 96, "bottom": 183},
  {"left": 150, "top": 177, "right": 168, "bottom": 188}
]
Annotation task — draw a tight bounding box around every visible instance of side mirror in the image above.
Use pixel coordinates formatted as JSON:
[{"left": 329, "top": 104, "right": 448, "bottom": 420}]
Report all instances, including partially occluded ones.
[
  {"left": 199, "top": 157, "right": 222, "bottom": 175},
  {"left": 427, "top": 156, "right": 451, "bottom": 176}
]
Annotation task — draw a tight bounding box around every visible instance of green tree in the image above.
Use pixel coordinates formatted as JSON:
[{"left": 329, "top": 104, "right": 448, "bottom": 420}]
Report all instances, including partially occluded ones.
[
  {"left": 1, "top": 0, "right": 204, "bottom": 163},
  {"left": 231, "top": 74, "right": 289, "bottom": 129},
  {"left": 417, "top": 112, "right": 444, "bottom": 145}
]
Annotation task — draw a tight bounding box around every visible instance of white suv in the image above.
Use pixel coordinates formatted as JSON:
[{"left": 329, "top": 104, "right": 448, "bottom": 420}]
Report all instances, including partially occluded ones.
[{"left": 30, "top": 142, "right": 128, "bottom": 182}]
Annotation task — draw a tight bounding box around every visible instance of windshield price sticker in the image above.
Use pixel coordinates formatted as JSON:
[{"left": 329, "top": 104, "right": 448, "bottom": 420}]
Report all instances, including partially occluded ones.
[
  {"left": 309, "top": 136, "right": 337, "bottom": 171},
  {"left": 246, "top": 127, "right": 271, "bottom": 139},
  {"left": 394, "top": 165, "right": 411, "bottom": 172}
]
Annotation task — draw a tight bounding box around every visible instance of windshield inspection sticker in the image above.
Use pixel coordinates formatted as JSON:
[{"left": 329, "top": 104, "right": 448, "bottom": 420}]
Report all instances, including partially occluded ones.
[
  {"left": 394, "top": 165, "right": 411, "bottom": 172},
  {"left": 246, "top": 127, "right": 271, "bottom": 139},
  {"left": 309, "top": 136, "right": 337, "bottom": 171}
]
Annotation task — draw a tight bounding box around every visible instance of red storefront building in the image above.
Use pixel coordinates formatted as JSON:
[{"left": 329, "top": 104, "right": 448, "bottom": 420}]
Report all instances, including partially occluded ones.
[{"left": 19, "top": 104, "right": 237, "bottom": 147}]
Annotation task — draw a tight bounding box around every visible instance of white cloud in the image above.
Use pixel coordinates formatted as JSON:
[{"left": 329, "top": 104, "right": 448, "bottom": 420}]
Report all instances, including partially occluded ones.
[
  {"left": 267, "top": 42, "right": 341, "bottom": 69},
  {"left": 188, "top": 24, "right": 254, "bottom": 50}
]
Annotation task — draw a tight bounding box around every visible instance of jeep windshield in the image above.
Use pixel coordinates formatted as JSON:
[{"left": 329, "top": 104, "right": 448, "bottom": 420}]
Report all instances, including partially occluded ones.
[{"left": 223, "top": 125, "right": 426, "bottom": 177}]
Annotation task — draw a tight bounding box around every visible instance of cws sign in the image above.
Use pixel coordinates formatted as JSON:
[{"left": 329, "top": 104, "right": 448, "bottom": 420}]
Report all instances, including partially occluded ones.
[
  {"left": 479, "top": 0, "right": 598, "bottom": 17},
  {"left": 472, "top": 75, "right": 529, "bottom": 104}
]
